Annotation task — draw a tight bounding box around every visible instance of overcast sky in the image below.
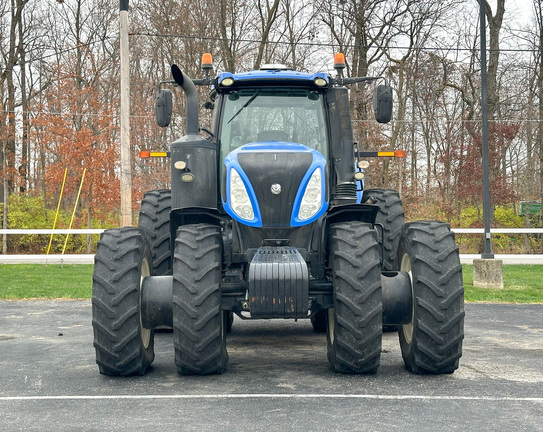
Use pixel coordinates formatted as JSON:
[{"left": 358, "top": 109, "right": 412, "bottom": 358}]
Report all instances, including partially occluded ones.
[{"left": 501, "top": 0, "right": 534, "bottom": 25}]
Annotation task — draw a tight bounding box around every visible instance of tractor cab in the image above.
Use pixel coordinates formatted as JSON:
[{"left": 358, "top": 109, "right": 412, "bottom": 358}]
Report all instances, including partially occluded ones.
[{"left": 214, "top": 69, "right": 330, "bottom": 229}]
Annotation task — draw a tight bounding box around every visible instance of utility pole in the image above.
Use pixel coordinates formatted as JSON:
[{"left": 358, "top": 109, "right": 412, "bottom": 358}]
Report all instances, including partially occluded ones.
[
  {"left": 479, "top": 0, "right": 493, "bottom": 259},
  {"left": 473, "top": 0, "right": 503, "bottom": 289},
  {"left": 120, "top": 0, "right": 132, "bottom": 226}
]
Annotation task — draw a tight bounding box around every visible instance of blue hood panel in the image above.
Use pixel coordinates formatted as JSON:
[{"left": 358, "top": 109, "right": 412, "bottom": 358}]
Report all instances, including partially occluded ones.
[{"left": 222, "top": 143, "right": 328, "bottom": 228}]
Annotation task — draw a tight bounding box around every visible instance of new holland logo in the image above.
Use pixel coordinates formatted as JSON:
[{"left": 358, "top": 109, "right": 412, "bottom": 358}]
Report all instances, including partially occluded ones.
[{"left": 270, "top": 183, "right": 282, "bottom": 195}]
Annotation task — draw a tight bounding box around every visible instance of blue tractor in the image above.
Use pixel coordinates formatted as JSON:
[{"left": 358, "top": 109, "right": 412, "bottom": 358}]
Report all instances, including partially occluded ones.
[{"left": 92, "top": 54, "right": 464, "bottom": 376}]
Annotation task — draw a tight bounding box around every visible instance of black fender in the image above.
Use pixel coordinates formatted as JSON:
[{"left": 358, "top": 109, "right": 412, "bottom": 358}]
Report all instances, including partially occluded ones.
[
  {"left": 170, "top": 207, "right": 226, "bottom": 251},
  {"left": 319, "top": 203, "right": 379, "bottom": 267}
]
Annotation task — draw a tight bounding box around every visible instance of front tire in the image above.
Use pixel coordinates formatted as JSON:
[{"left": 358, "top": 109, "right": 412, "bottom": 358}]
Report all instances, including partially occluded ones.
[
  {"left": 173, "top": 224, "right": 228, "bottom": 375},
  {"left": 92, "top": 228, "right": 155, "bottom": 376},
  {"left": 398, "top": 221, "right": 464, "bottom": 374},
  {"left": 326, "top": 222, "right": 382, "bottom": 374}
]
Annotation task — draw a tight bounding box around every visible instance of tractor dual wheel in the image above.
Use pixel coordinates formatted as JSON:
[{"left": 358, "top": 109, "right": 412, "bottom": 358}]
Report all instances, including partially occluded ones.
[
  {"left": 398, "top": 221, "right": 465, "bottom": 374},
  {"left": 326, "top": 221, "right": 382, "bottom": 374},
  {"left": 173, "top": 224, "right": 228, "bottom": 375},
  {"left": 92, "top": 228, "right": 155, "bottom": 376},
  {"left": 138, "top": 189, "right": 172, "bottom": 276}
]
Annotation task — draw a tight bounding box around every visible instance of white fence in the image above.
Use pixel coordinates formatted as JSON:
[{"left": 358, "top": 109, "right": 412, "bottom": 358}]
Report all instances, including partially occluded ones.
[
  {"left": 0, "top": 229, "right": 105, "bottom": 234},
  {"left": 1, "top": 228, "right": 543, "bottom": 264},
  {"left": 0, "top": 229, "right": 104, "bottom": 264},
  {"left": 2, "top": 228, "right": 543, "bottom": 235},
  {"left": 452, "top": 228, "right": 543, "bottom": 234},
  {"left": 0, "top": 228, "right": 543, "bottom": 264}
]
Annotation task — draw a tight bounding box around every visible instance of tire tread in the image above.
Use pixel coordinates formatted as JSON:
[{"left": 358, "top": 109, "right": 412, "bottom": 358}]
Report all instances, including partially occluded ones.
[
  {"left": 399, "top": 221, "right": 464, "bottom": 374},
  {"left": 173, "top": 224, "right": 228, "bottom": 375},
  {"left": 92, "top": 228, "right": 154, "bottom": 376},
  {"left": 327, "top": 222, "right": 382, "bottom": 374}
]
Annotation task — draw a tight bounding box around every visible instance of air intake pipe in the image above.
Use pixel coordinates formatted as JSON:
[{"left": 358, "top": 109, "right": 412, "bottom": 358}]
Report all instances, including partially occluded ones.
[{"left": 171, "top": 64, "right": 199, "bottom": 135}]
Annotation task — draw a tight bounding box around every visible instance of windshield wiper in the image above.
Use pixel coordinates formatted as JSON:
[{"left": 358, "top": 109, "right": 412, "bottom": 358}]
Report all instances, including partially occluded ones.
[{"left": 227, "top": 90, "right": 260, "bottom": 124}]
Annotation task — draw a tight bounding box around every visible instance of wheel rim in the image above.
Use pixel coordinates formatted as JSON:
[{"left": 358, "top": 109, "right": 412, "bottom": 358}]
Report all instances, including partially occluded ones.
[
  {"left": 140, "top": 256, "right": 152, "bottom": 349},
  {"left": 400, "top": 253, "right": 414, "bottom": 344}
]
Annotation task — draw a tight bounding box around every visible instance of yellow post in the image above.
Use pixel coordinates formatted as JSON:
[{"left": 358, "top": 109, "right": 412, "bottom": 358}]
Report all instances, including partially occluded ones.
[
  {"left": 62, "top": 168, "right": 86, "bottom": 255},
  {"left": 46, "top": 168, "right": 68, "bottom": 255}
]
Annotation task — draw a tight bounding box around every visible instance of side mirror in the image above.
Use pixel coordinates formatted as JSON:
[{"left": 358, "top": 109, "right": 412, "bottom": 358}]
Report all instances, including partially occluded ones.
[
  {"left": 155, "top": 89, "right": 172, "bottom": 127},
  {"left": 373, "top": 85, "right": 393, "bottom": 124}
]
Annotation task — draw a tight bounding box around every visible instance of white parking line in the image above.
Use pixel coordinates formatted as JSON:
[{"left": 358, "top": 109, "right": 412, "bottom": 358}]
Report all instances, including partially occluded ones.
[{"left": 1, "top": 394, "right": 542, "bottom": 402}]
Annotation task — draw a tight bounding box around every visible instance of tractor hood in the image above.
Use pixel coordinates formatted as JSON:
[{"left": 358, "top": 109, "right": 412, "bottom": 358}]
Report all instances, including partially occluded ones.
[{"left": 222, "top": 143, "right": 328, "bottom": 228}]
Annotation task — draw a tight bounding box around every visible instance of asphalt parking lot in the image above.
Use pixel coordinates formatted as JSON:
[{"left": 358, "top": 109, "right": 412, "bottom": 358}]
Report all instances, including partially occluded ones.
[{"left": 0, "top": 301, "right": 542, "bottom": 431}]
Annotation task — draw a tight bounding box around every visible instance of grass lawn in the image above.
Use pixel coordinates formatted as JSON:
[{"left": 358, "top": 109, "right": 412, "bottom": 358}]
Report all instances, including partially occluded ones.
[
  {"left": 0, "top": 264, "right": 542, "bottom": 303},
  {"left": 462, "top": 264, "right": 543, "bottom": 303},
  {"left": 0, "top": 264, "right": 93, "bottom": 299}
]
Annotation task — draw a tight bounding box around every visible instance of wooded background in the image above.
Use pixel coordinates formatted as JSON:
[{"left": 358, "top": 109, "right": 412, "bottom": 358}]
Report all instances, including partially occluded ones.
[{"left": 1, "top": 0, "right": 542, "bottom": 253}]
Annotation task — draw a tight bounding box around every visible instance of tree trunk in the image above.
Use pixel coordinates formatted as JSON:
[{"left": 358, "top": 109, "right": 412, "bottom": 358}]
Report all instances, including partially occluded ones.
[
  {"left": 2, "top": 0, "right": 29, "bottom": 253},
  {"left": 217, "top": 0, "right": 236, "bottom": 72},
  {"left": 484, "top": 0, "right": 505, "bottom": 213},
  {"left": 253, "top": 0, "right": 281, "bottom": 69}
]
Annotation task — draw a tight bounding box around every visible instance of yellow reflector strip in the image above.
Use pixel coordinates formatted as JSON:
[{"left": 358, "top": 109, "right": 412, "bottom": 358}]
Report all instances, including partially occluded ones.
[
  {"left": 140, "top": 151, "right": 170, "bottom": 158},
  {"left": 357, "top": 150, "right": 406, "bottom": 158}
]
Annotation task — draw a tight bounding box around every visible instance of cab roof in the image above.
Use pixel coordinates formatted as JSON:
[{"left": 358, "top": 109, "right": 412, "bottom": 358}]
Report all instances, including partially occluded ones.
[{"left": 216, "top": 68, "right": 330, "bottom": 91}]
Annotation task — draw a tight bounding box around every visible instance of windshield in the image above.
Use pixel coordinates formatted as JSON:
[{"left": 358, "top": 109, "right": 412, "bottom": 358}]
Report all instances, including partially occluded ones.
[{"left": 219, "top": 89, "right": 328, "bottom": 159}]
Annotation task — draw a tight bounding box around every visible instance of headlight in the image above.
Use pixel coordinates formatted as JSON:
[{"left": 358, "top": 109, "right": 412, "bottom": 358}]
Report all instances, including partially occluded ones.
[
  {"left": 298, "top": 168, "right": 322, "bottom": 220},
  {"left": 354, "top": 171, "right": 365, "bottom": 181},
  {"left": 221, "top": 77, "right": 234, "bottom": 87},
  {"left": 314, "top": 77, "right": 328, "bottom": 87},
  {"left": 230, "top": 168, "right": 254, "bottom": 220}
]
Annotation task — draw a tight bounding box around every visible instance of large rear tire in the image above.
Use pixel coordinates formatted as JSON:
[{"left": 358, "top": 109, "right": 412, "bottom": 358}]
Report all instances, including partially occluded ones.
[
  {"left": 173, "top": 224, "right": 228, "bottom": 375},
  {"left": 138, "top": 189, "right": 172, "bottom": 276},
  {"left": 398, "top": 221, "right": 464, "bottom": 374},
  {"left": 362, "top": 188, "right": 404, "bottom": 271},
  {"left": 326, "top": 222, "right": 382, "bottom": 374},
  {"left": 92, "top": 228, "right": 155, "bottom": 376}
]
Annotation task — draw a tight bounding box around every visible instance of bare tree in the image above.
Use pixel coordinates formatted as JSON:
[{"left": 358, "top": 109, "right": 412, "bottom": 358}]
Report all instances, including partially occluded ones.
[
  {"left": 1, "top": 0, "right": 31, "bottom": 253},
  {"left": 379, "top": 0, "right": 459, "bottom": 187},
  {"left": 253, "top": 0, "right": 282, "bottom": 69},
  {"left": 213, "top": 0, "right": 258, "bottom": 72}
]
